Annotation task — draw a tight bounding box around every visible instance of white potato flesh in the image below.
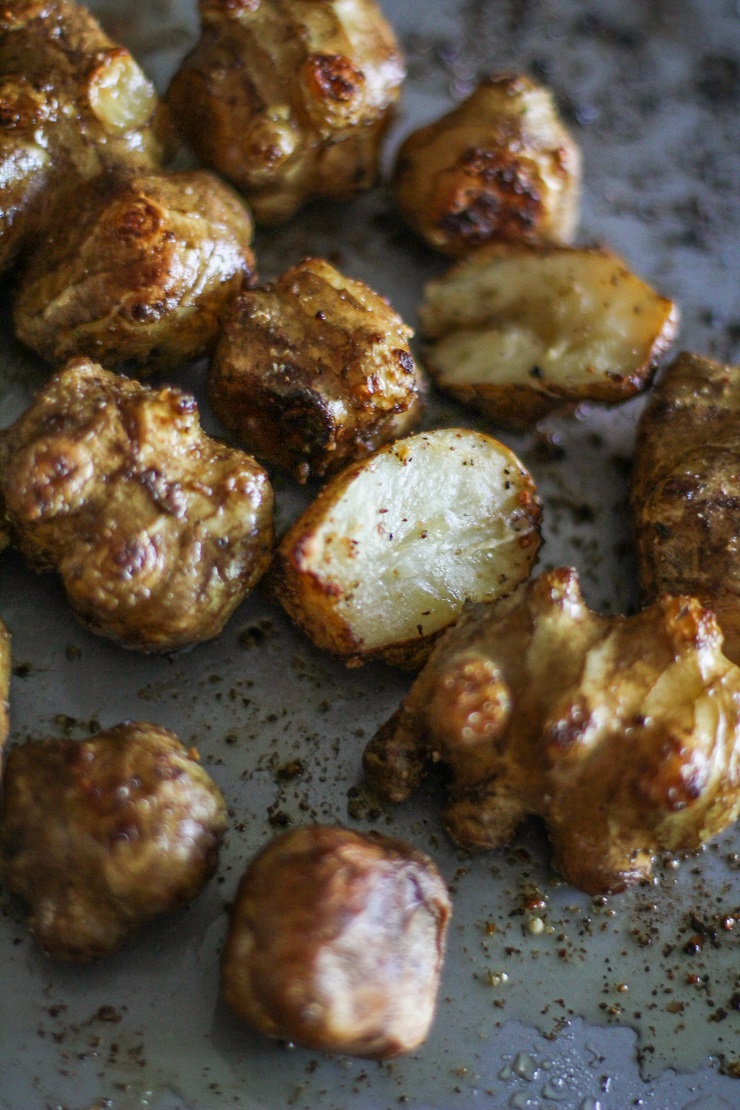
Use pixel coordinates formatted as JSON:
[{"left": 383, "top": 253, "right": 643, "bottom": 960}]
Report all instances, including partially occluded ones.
[
  {"left": 275, "top": 429, "right": 541, "bottom": 663},
  {"left": 420, "top": 247, "right": 678, "bottom": 394}
]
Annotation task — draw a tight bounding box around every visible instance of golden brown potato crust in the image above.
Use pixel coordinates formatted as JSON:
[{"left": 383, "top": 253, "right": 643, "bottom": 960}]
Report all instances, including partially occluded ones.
[
  {"left": 0, "top": 722, "right": 227, "bottom": 961},
  {"left": 419, "top": 244, "right": 679, "bottom": 430},
  {"left": 209, "top": 257, "right": 423, "bottom": 482},
  {"left": 14, "top": 169, "right": 255, "bottom": 375},
  {"left": 632, "top": 352, "right": 740, "bottom": 665},
  {"left": 0, "top": 619, "right": 9, "bottom": 757},
  {"left": 0, "top": 0, "right": 173, "bottom": 271},
  {"left": 364, "top": 567, "right": 740, "bottom": 894},
  {"left": 221, "top": 825, "right": 451, "bottom": 1057},
  {"left": 167, "top": 0, "right": 405, "bottom": 224},
  {"left": 0, "top": 358, "right": 274, "bottom": 652},
  {"left": 393, "top": 75, "right": 581, "bottom": 258}
]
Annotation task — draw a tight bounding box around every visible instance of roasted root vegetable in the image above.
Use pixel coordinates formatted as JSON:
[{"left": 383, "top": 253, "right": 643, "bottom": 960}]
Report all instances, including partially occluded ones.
[
  {"left": 364, "top": 567, "right": 740, "bottom": 894},
  {"left": 419, "top": 245, "right": 679, "bottom": 430},
  {"left": 14, "top": 170, "right": 255, "bottom": 375},
  {"left": 632, "top": 352, "right": 740, "bottom": 665},
  {"left": 0, "top": 359, "right": 274, "bottom": 652},
  {"left": 209, "top": 257, "right": 423, "bottom": 483},
  {"left": 168, "top": 0, "right": 405, "bottom": 225},
  {"left": 221, "top": 825, "right": 451, "bottom": 1058},
  {"left": 271, "top": 428, "right": 541, "bottom": 668},
  {"left": 0, "top": 723, "right": 227, "bottom": 961},
  {"left": 393, "top": 75, "right": 580, "bottom": 258},
  {"left": 0, "top": 0, "right": 173, "bottom": 272}
]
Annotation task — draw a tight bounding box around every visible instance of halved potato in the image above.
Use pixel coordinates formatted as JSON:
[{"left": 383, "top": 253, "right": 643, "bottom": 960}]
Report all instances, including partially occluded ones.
[
  {"left": 271, "top": 428, "right": 541, "bottom": 668},
  {"left": 419, "top": 245, "right": 679, "bottom": 430}
]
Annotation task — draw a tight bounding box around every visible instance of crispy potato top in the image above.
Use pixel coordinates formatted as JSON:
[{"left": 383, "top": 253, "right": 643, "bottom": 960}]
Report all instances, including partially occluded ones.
[
  {"left": 221, "top": 825, "right": 451, "bottom": 1058},
  {"left": 364, "top": 567, "right": 740, "bottom": 893},
  {"left": 632, "top": 351, "right": 740, "bottom": 664},
  {"left": 0, "top": 358, "right": 274, "bottom": 651},
  {"left": 209, "top": 257, "right": 423, "bottom": 481},
  {"left": 168, "top": 0, "right": 405, "bottom": 223},
  {"left": 0, "top": 722, "right": 227, "bottom": 960},
  {"left": 14, "top": 169, "right": 256, "bottom": 374},
  {"left": 393, "top": 75, "right": 581, "bottom": 258},
  {"left": 419, "top": 244, "right": 679, "bottom": 429},
  {"left": 0, "top": 0, "right": 173, "bottom": 269}
]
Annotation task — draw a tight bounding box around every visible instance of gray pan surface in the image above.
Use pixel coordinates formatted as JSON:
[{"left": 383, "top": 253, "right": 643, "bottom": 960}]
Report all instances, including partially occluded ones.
[{"left": 1, "top": 1, "right": 739, "bottom": 1107}]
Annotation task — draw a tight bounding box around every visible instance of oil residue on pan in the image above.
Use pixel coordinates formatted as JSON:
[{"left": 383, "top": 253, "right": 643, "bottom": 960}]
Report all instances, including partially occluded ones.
[{"left": 1, "top": 0, "right": 739, "bottom": 1108}]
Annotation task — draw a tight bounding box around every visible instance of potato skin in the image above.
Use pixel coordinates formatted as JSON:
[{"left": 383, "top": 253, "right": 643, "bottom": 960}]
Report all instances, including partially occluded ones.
[
  {"left": 0, "top": 0, "right": 174, "bottom": 272},
  {"left": 632, "top": 352, "right": 740, "bottom": 665},
  {"left": 14, "top": 170, "right": 255, "bottom": 375},
  {"left": 209, "top": 258, "right": 423, "bottom": 482},
  {"left": 364, "top": 568, "right": 740, "bottom": 894},
  {"left": 167, "top": 0, "right": 405, "bottom": 224},
  {"left": 221, "top": 825, "right": 451, "bottom": 1058},
  {"left": 393, "top": 75, "right": 580, "bottom": 258},
  {"left": 0, "top": 358, "right": 274, "bottom": 652},
  {"left": 0, "top": 723, "right": 227, "bottom": 961}
]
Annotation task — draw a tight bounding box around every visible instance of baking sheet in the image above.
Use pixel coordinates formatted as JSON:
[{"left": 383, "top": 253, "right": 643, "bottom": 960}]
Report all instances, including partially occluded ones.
[{"left": 1, "top": 0, "right": 740, "bottom": 1107}]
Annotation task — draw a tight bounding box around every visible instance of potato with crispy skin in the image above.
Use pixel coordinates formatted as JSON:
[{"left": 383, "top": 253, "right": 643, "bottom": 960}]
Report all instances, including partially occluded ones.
[
  {"left": 209, "top": 258, "right": 423, "bottom": 483},
  {"left": 393, "top": 75, "right": 580, "bottom": 258},
  {"left": 0, "top": 0, "right": 173, "bottom": 272},
  {"left": 419, "top": 245, "right": 679, "bottom": 430},
  {"left": 0, "top": 723, "right": 227, "bottom": 961},
  {"left": 364, "top": 567, "right": 740, "bottom": 894},
  {"left": 14, "top": 169, "right": 256, "bottom": 376},
  {"left": 167, "top": 0, "right": 405, "bottom": 225},
  {"left": 221, "top": 825, "right": 451, "bottom": 1057},
  {"left": 632, "top": 352, "right": 740, "bottom": 665},
  {"left": 0, "top": 358, "right": 274, "bottom": 652},
  {"left": 272, "top": 428, "right": 541, "bottom": 668}
]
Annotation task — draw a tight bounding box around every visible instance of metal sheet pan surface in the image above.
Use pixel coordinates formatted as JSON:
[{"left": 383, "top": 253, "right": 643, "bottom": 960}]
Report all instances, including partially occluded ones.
[{"left": 1, "top": 1, "right": 739, "bottom": 1108}]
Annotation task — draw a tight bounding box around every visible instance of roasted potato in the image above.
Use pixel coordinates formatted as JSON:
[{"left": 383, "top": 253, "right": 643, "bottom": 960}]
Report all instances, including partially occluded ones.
[
  {"left": 221, "top": 825, "right": 451, "bottom": 1058},
  {"left": 167, "top": 0, "right": 405, "bottom": 224},
  {"left": 0, "top": 358, "right": 274, "bottom": 652},
  {"left": 14, "top": 169, "right": 255, "bottom": 376},
  {"left": 271, "top": 428, "right": 541, "bottom": 668},
  {"left": 364, "top": 567, "right": 740, "bottom": 894},
  {"left": 0, "top": 722, "right": 227, "bottom": 961},
  {"left": 393, "top": 75, "right": 581, "bottom": 258},
  {"left": 209, "top": 257, "right": 423, "bottom": 483},
  {"left": 419, "top": 245, "right": 679, "bottom": 430},
  {"left": 0, "top": 619, "right": 9, "bottom": 758},
  {"left": 632, "top": 352, "right": 740, "bottom": 665},
  {"left": 0, "top": 0, "right": 173, "bottom": 272}
]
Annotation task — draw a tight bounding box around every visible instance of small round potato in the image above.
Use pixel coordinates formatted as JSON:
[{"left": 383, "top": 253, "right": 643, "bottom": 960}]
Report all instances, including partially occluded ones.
[
  {"left": 0, "top": 723, "right": 227, "bottom": 961},
  {"left": 209, "top": 257, "right": 424, "bottom": 483},
  {"left": 167, "top": 0, "right": 406, "bottom": 224},
  {"left": 271, "top": 428, "right": 541, "bottom": 668},
  {"left": 221, "top": 825, "right": 451, "bottom": 1058},
  {"left": 393, "top": 75, "right": 580, "bottom": 258},
  {"left": 14, "top": 170, "right": 256, "bottom": 375}
]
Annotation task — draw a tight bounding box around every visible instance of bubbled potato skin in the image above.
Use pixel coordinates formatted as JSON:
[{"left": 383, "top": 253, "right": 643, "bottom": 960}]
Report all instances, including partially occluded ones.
[
  {"left": 221, "top": 825, "right": 451, "bottom": 1058},
  {"left": 0, "top": 0, "right": 173, "bottom": 272},
  {"left": 271, "top": 428, "right": 541, "bottom": 669},
  {"left": 419, "top": 244, "right": 679, "bottom": 430},
  {"left": 167, "top": 0, "right": 405, "bottom": 224},
  {"left": 632, "top": 352, "right": 740, "bottom": 665},
  {"left": 364, "top": 567, "right": 740, "bottom": 894},
  {"left": 0, "top": 723, "right": 227, "bottom": 961},
  {"left": 14, "top": 170, "right": 256, "bottom": 375},
  {"left": 209, "top": 258, "right": 423, "bottom": 482},
  {"left": 0, "top": 358, "right": 274, "bottom": 652},
  {"left": 393, "top": 75, "right": 581, "bottom": 258}
]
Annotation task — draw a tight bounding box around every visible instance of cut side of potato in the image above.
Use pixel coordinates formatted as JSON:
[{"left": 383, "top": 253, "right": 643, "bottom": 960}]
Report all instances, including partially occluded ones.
[
  {"left": 420, "top": 245, "right": 679, "bottom": 430},
  {"left": 272, "top": 428, "right": 541, "bottom": 668}
]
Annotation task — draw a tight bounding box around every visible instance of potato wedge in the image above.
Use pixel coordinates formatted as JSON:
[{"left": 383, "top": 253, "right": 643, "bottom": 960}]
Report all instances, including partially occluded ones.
[
  {"left": 419, "top": 244, "right": 679, "bottom": 430},
  {"left": 632, "top": 351, "right": 740, "bottom": 665},
  {"left": 272, "top": 429, "right": 541, "bottom": 668}
]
